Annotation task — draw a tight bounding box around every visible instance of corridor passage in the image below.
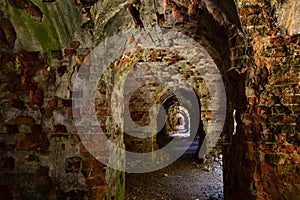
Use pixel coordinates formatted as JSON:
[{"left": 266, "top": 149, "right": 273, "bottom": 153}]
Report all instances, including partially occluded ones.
[{"left": 125, "top": 140, "right": 223, "bottom": 200}]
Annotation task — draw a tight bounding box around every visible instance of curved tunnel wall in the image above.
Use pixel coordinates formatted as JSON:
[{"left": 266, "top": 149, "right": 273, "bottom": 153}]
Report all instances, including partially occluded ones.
[{"left": 0, "top": 0, "right": 299, "bottom": 199}]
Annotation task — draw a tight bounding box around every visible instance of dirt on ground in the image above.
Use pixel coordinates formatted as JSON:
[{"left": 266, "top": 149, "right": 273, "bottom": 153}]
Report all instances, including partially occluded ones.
[{"left": 125, "top": 141, "right": 224, "bottom": 200}]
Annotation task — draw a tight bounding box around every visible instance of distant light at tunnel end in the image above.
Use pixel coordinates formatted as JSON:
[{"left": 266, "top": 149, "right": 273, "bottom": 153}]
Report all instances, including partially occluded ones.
[{"left": 72, "top": 26, "right": 227, "bottom": 173}]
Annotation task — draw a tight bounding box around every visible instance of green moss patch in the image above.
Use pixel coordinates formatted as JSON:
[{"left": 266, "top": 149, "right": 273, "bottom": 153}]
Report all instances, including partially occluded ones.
[{"left": 6, "top": 0, "right": 61, "bottom": 51}]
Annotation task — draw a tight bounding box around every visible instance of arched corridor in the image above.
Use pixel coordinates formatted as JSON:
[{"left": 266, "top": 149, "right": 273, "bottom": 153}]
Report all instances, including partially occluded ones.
[{"left": 0, "top": 0, "right": 299, "bottom": 199}]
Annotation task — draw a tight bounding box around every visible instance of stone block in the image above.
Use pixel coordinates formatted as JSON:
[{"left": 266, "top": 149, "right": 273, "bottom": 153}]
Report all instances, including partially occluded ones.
[
  {"left": 16, "top": 133, "right": 49, "bottom": 151},
  {"left": 30, "top": 90, "right": 44, "bottom": 107},
  {"left": 13, "top": 116, "right": 35, "bottom": 126}
]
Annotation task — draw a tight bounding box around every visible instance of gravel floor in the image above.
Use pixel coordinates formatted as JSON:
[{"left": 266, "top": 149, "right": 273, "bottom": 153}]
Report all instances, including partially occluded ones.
[{"left": 125, "top": 140, "right": 224, "bottom": 200}]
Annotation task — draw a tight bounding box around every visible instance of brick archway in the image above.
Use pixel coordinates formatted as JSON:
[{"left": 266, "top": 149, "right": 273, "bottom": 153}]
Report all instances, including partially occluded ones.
[{"left": 1, "top": 0, "right": 299, "bottom": 199}]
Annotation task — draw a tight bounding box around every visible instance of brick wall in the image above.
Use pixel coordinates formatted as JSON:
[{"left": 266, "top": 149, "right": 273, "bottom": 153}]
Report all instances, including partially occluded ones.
[
  {"left": 0, "top": 48, "right": 125, "bottom": 199},
  {"left": 223, "top": 1, "right": 300, "bottom": 199},
  {"left": 1, "top": 0, "right": 299, "bottom": 199}
]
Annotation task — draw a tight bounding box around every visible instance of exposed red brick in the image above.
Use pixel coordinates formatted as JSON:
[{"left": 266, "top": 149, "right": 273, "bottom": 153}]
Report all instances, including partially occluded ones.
[
  {"left": 253, "top": 171, "right": 261, "bottom": 181},
  {"left": 297, "top": 146, "right": 300, "bottom": 154},
  {"left": 285, "top": 143, "right": 295, "bottom": 153},
  {"left": 86, "top": 176, "right": 106, "bottom": 188},
  {"left": 0, "top": 2, "right": 299, "bottom": 200},
  {"left": 256, "top": 193, "right": 273, "bottom": 200},
  {"left": 259, "top": 163, "right": 275, "bottom": 173},
  {"left": 54, "top": 125, "right": 67, "bottom": 133},
  {"left": 13, "top": 116, "right": 35, "bottom": 126},
  {"left": 270, "top": 37, "right": 289, "bottom": 47},
  {"left": 26, "top": 3, "right": 43, "bottom": 22},
  {"left": 90, "top": 167, "right": 105, "bottom": 177},
  {"left": 16, "top": 133, "right": 49, "bottom": 151},
  {"left": 64, "top": 49, "right": 76, "bottom": 56},
  {"left": 248, "top": 97, "right": 257, "bottom": 105},
  {"left": 44, "top": 109, "right": 53, "bottom": 117},
  {"left": 88, "top": 186, "right": 108, "bottom": 199},
  {"left": 82, "top": 159, "right": 103, "bottom": 170},
  {"left": 48, "top": 99, "right": 58, "bottom": 108},
  {"left": 30, "top": 89, "right": 43, "bottom": 107},
  {"left": 70, "top": 41, "right": 81, "bottom": 49}
]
